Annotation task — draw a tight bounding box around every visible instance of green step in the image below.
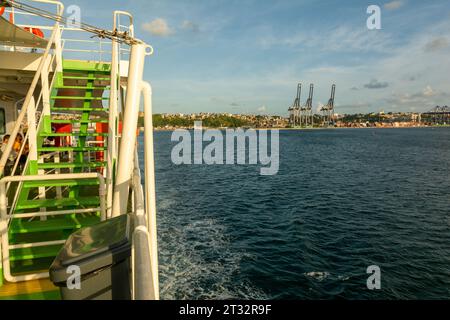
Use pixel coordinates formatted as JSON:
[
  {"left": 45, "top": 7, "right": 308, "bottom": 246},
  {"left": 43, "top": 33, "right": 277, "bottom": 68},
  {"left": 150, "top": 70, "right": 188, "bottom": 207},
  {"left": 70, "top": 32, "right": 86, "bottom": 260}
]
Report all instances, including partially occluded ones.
[
  {"left": 15, "top": 196, "right": 101, "bottom": 211},
  {"left": 50, "top": 119, "right": 108, "bottom": 124},
  {"left": 51, "top": 107, "right": 109, "bottom": 112},
  {"left": 10, "top": 215, "right": 100, "bottom": 234},
  {"left": 54, "top": 85, "right": 110, "bottom": 90},
  {"left": 22, "top": 178, "right": 99, "bottom": 189},
  {"left": 9, "top": 244, "right": 63, "bottom": 261},
  {"left": 62, "top": 60, "right": 111, "bottom": 73},
  {"left": 51, "top": 96, "right": 109, "bottom": 100},
  {"left": 62, "top": 75, "right": 110, "bottom": 81},
  {"left": 38, "top": 146, "right": 107, "bottom": 152},
  {"left": 40, "top": 132, "right": 108, "bottom": 137},
  {"left": 37, "top": 162, "right": 106, "bottom": 169}
]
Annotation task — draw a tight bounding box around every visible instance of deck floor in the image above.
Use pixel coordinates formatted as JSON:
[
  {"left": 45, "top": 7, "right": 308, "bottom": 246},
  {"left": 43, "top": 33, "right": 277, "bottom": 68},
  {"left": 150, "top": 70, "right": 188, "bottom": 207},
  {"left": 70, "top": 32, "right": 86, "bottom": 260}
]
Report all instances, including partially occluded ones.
[{"left": 0, "top": 278, "right": 59, "bottom": 300}]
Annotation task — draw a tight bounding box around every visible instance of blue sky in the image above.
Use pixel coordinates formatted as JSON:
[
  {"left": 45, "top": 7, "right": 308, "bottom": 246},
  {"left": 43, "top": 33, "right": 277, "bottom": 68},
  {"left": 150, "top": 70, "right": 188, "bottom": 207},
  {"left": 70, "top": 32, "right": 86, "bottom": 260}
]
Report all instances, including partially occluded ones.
[{"left": 54, "top": 1, "right": 450, "bottom": 114}]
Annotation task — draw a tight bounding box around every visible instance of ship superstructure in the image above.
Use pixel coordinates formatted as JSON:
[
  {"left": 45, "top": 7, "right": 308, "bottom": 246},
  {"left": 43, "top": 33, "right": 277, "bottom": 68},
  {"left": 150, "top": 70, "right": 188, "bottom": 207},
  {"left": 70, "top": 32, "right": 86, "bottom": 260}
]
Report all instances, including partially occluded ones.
[{"left": 0, "top": 0, "right": 158, "bottom": 300}]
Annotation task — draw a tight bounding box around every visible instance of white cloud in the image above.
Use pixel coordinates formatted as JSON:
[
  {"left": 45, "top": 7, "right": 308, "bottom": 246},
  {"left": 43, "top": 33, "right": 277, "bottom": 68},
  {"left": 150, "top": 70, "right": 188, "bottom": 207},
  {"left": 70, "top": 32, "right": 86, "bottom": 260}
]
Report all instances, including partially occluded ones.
[
  {"left": 325, "top": 26, "right": 392, "bottom": 52},
  {"left": 423, "top": 85, "right": 435, "bottom": 97},
  {"left": 257, "top": 105, "right": 267, "bottom": 113},
  {"left": 302, "top": 20, "right": 450, "bottom": 113},
  {"left": 385, "top": 86, "right": 448, "bottom": 110},
  {"left": 259, "top": 26, "right": 393, "bottom": 53},
  {"left": 152, "top": 15, "right": 450, "bottom": 115},
  {"left": 336, "top": 102, "right": 372, "bottom": 111},
  {"left": 316, "top": 102, "right": 324, "bottom": 113},
  {"left": 384, "top": 1, "right": 404, "bottom": 10},
  {"left": 182, "top": 20, "right": 200, "bottom": 33},
  {"left": 364, "top": 79, "right": 389, "bottom": 89},
  {"left": 424, "top": 37, "right": 449, "bottom": 52},
  {"left": 142, "top": 18, "right": 173, "bottom": 37}
]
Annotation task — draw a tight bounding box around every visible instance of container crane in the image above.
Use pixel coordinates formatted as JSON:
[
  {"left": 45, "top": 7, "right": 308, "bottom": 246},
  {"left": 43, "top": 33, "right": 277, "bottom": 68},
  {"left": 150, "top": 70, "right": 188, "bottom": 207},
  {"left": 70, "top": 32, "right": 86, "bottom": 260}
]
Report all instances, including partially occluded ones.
[
  {"left": 321, "top": 84, "right": 336, "bottom": 126},
  {"left": 301, "top": 84, "right": 314, "bottom": 127},
  {"left": 288, "top": 83, "right": 301, "bottom": 126}
]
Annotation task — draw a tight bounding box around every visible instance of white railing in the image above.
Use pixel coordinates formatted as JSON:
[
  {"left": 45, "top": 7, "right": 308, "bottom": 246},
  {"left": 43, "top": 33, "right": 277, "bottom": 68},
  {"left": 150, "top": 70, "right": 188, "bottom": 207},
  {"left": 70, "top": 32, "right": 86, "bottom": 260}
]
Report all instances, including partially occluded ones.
[
  {"left": 132, "top": 224, "right": 155, "bottom": 300},
  {"left": 3, "top": 1, "right": 115, "bottom": 62},
  {"left": 127, "top": 80, "right": 158, "bottom": 300},
  {"left": 106, "top": 10, "right": 134, "bottom": 219},
  {"left": 107, "top": 11, "right": 160, "bottom": 300},
  {"left": 130, "top": 151, "right": 157, "bottom": 300},
  {"left": 60, "top": 27, "right": 112, "bottom": 62},
  {"left": 1, "top": 0, "right": 64, "bottom": 53},
  {"left": 0, "top": 7, "right": 62, "bottom": 226},
  {"left": 0, "top": 172, "right": 106, "bottom": 282},
  {"left": 0, "top": 14, "right": 62, "bottom": 178}
]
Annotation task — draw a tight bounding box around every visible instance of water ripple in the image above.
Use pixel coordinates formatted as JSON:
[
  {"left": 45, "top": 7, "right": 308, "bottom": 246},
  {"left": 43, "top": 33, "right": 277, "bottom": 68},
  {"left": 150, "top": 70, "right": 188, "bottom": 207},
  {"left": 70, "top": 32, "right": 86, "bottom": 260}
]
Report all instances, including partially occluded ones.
[{"left": 145, "top": 128, "right": 450, "bottom": 299}]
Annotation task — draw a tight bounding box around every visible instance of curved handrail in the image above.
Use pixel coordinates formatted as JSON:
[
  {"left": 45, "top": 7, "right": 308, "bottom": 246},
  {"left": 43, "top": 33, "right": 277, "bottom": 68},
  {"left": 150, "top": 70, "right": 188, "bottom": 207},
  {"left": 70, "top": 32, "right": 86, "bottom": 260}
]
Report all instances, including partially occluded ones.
[
  {"left": 132, "top": 225, "right": 155, "bottom": 300},
  {"left": 130, "top": 149, "right": 158, "bottom": 300},
  {"left": 113, "top": 10, "right": 134, "bottom": 37}
]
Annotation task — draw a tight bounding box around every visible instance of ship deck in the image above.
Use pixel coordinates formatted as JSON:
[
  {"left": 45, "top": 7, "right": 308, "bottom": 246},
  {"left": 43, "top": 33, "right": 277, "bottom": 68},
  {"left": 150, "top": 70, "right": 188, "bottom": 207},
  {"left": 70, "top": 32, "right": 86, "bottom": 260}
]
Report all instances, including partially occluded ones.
[{"left": 0, "top": 278, "right": 60, "bottom": 300}]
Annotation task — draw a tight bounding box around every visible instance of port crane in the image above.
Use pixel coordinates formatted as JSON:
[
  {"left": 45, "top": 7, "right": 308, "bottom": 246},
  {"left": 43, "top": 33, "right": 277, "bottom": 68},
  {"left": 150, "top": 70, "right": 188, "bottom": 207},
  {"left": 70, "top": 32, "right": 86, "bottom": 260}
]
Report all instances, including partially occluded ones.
[
  {"left": 321, "top": 84, "right": 336, "bottom": 126},
  {"left": 300, "top": 84, "right": 314, "bottom": 127},
  {"left": 288, "top": 83, "right": 301, "bottom": 126}
]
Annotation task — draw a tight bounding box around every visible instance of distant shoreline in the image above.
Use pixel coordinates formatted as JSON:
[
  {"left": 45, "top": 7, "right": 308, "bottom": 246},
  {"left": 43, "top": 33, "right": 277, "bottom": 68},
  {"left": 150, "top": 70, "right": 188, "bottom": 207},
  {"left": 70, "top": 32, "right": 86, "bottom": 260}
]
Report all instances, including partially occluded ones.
[{"left": 146, "top": 125, "right": 450, "bottom": 131}]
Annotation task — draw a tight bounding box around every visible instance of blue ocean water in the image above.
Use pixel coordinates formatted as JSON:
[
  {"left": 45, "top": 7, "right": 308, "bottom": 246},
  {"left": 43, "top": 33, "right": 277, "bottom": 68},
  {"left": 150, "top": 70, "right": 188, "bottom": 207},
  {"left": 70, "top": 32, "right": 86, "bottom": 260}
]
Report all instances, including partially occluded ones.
[{"left": 140, "top": 127, "right": 450, "bottom": 299}]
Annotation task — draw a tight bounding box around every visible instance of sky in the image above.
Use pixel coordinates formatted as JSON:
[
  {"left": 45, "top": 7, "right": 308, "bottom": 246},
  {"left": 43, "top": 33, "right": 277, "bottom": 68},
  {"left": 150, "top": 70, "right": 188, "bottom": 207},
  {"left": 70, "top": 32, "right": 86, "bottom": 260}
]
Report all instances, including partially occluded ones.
[{"left": 44, "top": 0, "right": 450, "bottom": 115}]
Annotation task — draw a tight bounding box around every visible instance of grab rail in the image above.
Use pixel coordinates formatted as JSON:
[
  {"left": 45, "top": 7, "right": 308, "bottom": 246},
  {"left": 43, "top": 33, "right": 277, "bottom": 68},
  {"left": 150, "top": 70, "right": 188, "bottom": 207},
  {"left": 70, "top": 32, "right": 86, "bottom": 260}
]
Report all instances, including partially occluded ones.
[
  {"left": 130, "top": 152, "right": 156, "bottom": 300},
  {"left": 132, "top": 225, "right": 155, "bottom": 300},
  {"left": 129, "top": 144, "right": 159, "bottom": 299}
]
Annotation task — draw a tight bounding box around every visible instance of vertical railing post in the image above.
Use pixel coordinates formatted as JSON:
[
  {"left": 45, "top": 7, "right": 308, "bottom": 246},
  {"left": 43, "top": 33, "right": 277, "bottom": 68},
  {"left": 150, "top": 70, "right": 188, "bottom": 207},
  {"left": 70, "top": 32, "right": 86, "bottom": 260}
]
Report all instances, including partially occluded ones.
[
  {"left": 54, "top": 23, "right": 63, "bottom": 73},
  {"left": 112, "top": 43, "right": 146, "bottom": 217},
  {"left": 0, "top": 181, "right": 9, "bottom": 285},
  {"left": 142, "top": 81, "right": 159, "bottom": 299},
  {"left": 0, "top": 184, "right": 3, "bottom": 286},
  {"left": 0, "top": 234, "right": 2, "bottom": 287},
  {"left": 107, "top": 32, "right": 119, "bottom": 219},
  {"left": 40, "top": 54, "right": 51, "bottom": 118},
  {"left": 27, "top": 96, "right": 38, "bottom": 174}
]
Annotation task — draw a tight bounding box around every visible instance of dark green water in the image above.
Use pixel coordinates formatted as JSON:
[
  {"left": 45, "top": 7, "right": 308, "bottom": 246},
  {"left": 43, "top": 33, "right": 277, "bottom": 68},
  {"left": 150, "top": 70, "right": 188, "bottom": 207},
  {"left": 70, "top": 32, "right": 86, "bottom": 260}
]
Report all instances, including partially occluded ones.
[{"left": 141, "top": 127, "right": 450, "bottom": 299}]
